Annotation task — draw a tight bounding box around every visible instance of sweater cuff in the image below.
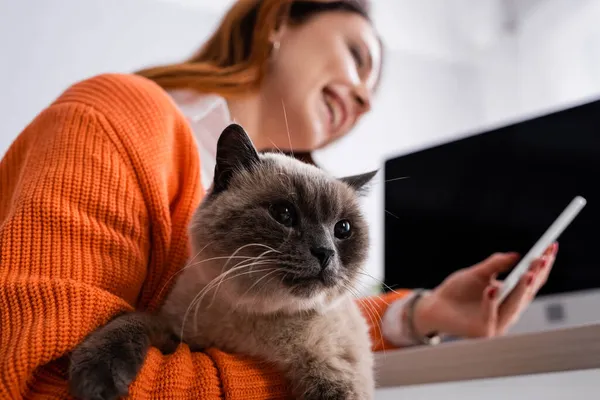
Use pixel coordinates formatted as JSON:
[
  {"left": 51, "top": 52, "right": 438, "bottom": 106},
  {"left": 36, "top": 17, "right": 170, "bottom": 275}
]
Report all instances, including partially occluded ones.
[
  {"left": 381, "top": 292, "right": 423, "bottom": 347},
  {"left": 206, "top": 348, "right": 291, "bottom": 400}
]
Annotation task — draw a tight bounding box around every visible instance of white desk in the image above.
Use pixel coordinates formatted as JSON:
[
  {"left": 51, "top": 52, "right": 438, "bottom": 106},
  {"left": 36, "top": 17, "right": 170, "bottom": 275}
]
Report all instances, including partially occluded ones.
[
  {"left": 376, "top": 369, "right": 600, "bottom": 399},
  {"left": 374, "top": 324, "right": 600, "bottom": 398}
]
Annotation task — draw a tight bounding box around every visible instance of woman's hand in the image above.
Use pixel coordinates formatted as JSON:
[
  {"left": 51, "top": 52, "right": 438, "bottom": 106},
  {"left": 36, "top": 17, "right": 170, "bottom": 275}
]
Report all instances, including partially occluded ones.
[{"left": 413, "top": 243, "right": 558, "bottom": 339}]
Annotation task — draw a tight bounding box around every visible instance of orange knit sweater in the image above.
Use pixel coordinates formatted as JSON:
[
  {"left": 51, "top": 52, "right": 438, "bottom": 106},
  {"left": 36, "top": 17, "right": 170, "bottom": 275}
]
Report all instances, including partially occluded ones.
[{"left": 0, "top": 74, "right": 408, "bottom": 399}]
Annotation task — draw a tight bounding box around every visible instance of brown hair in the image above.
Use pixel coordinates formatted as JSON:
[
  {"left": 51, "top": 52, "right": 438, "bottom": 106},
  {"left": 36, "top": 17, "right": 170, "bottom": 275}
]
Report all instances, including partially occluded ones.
[{"left": 137, "top": 0, "right": 377, "bottom": 165}]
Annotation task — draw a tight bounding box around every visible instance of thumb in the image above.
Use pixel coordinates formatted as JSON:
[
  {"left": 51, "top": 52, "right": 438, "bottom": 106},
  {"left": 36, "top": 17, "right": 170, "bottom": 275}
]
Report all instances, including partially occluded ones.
[
  {"left": 481, "top": 282, "right": 501, "bottom": 337},
  {"left": 474, "top": 252, "right": 520, "bottom": 278}
]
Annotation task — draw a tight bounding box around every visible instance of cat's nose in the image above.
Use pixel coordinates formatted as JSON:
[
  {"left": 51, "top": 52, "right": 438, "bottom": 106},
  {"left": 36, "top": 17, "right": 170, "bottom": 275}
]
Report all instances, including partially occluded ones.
[{"left": 310, "top": 247, "right": 335, "bottom": 270}]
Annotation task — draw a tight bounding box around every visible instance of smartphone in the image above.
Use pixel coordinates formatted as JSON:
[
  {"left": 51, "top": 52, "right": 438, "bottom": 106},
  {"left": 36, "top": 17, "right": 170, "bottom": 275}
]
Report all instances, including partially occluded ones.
[{"left": 497, "top": 196, "right": 587, "bottom": 303}]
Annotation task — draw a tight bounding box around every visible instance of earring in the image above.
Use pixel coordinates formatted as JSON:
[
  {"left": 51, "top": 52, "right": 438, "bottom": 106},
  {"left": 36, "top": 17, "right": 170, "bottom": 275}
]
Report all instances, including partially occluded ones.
[{"left": 270, "top": 41, "right": 280, "bottom": 59}]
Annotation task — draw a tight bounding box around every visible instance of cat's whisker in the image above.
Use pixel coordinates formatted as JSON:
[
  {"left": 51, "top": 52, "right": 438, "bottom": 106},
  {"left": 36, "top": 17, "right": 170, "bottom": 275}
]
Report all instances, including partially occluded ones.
[
  {"left": 195, "top": 257, "right": 276, "bottom": 320},
  {"left": 262, "top": 273, "right": 281, "bottom": 293},
  {"left": 354, "top": 295, "right": 385, "bottom": 352},
  {"left": 234, "top": 268, "right": 281, "bottom": 304},
  {"left": 185, "top": 255, "right": 255, "bottom": 268},
  {"left": 193, "top": 255, "right": 274, "bottom": 301},
  {"left": 356, "top": 270, "right": 401, "bottom": 297},
  {"left": 190, "top": 265, "right": 277, "bottom": 336},
  {"left": 358, "top": 288, "right": 390, "bottom": 307},
  {"left": 183, "top": 264, "right": 276, "bottom": 340},
  {"left": 217, "top": 248, "right": 277, "bottom": 279},
  {"left": 347, "top": 288, "right": 380, "bottom": 343},
  {"left": 207, "top": 256, "right": 277, "bottom": 307},
  {"left": 207, "top": 264, "right": 278, "bottom": 310},
  {"left": 180, "top": 260, "right": 276, "bottom": 340},
  {"left": 385, "top": 209, "right": 400, "bottom": 220},
  {"left": 385, "top": 176, "right": 410, "bottom": 183},
  {"left": 350, "top": 282, "right": 386, "bottom": 339},
  {"left": 222, "top": 244, "right": 281, "bottom": 271},
  {"left": 230, "top": 269, "right": 282, "bottom": 314},
  {"left": 341, "top": 282, "right": 359, "bottom": 300},
  {"left": 360, "top": 295, "right": 386, "bottom": 352},
  {"left": 274, "top": 272, "right": 291, "bottom": 297},
  {"left": 341, "top": 278, "right": 386, "bottom": 354},
  {"left": 352, "top": 279, "right": 386, "bottom": 298},
  {"left": 194, "top": 264, "right": 273, "bottom": 308},
  {"left": 340, "top": 278, "right": 361, "bottom": 301},
  {"left": 279, "top": 272, "right": 289, "bottom": 286},
  {"left": 189, "top": 241, "right": 215, "bottom": 265},
  {"left": 212, "top": 246, "right": 279, "bottom": 287},
  {"left": 156, "top": 254, "right": 255, "bottom": 300},
  {"left": 209, "top": 252, "right": 271, "bottom": 307},
  {"left": 268, "top": 139, "right": 284, "bottom": 154},
  {"left": 273, "top": 263, "right": 304, "bottom": 275},
  {"left": 281, "top": 99, "right": 294, "bottom": 157}
]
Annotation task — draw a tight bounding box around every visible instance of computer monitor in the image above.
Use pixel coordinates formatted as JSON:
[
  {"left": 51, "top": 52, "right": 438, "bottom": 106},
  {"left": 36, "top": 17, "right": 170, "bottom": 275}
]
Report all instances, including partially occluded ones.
[{"left": 384, "top": 99, "right": 600, "bottom": 333}]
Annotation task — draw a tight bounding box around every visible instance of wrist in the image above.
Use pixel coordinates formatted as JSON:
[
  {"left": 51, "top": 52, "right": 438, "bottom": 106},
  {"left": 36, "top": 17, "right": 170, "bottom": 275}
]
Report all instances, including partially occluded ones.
[{"left": 412, "top": 291, "right": 440, "bottom": 337}]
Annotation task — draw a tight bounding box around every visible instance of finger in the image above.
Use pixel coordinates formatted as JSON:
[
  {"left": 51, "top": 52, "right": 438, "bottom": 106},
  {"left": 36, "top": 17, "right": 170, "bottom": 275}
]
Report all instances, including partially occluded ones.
[
  {"left": 544, "top": 242, "right": 559, "bottom": 257},
  {"left": 528, "top": 257, "right": 545, "bottom": 275},
  {"left": 474, "top": 252, "right": 520, "bottom": 278},
  {"left": 531, "top": 254, "right": 555, "bottom": 293},
  {"left": 481, "top": 281, "right": 502, "bottom": 337},
  {"left": 498, "top": 271, "right": 535, "bottom": 331},
  {"left": 543, "top": 241, "right": 559, "bottom": 284},
  {"left": 490, "top": 272, "right": 499, "bottom": 284}
]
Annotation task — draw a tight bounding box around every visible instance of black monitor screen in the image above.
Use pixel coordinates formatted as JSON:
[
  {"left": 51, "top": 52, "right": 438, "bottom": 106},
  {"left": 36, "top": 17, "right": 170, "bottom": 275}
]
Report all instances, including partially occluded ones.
[{"left": 384, "top": 100, "right": 600, "bottom": 296}]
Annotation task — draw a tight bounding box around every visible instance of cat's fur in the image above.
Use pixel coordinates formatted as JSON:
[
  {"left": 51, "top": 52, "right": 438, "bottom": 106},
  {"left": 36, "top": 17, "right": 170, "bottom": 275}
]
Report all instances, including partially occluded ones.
[{"left": 69, "top": 124, "right": 377, "bottom": 400}]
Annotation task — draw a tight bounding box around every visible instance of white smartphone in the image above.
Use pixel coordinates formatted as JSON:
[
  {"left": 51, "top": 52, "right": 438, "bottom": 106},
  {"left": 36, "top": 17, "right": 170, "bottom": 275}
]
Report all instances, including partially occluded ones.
[{"left": 497, "top": 196, "right": 587, "bottom": 303}]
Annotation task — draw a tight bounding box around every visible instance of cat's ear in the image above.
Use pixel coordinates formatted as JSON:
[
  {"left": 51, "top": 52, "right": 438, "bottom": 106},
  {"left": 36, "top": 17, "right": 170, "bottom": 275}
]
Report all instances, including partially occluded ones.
[
  {"left": 339, "top": 170, "right": 378, "bottom": 195},
  {"left": 213, "top": 123, "right": 260, "bottom": 193}
]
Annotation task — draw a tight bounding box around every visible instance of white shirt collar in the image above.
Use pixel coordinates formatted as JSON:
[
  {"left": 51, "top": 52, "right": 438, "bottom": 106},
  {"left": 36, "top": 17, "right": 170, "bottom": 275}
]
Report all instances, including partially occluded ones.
[{"left": 168, "top": 89, "right": 233, "bottom": 191}]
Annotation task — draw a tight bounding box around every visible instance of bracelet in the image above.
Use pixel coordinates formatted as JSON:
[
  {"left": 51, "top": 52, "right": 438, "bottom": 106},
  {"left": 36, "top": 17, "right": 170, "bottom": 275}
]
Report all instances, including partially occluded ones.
[{"left": 405, "top": 289, "right": 441, "bottom": 346}]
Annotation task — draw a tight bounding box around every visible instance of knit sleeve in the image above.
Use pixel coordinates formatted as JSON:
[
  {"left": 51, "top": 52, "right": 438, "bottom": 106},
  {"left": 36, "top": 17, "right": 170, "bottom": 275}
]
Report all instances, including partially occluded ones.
[{"left": 0, "top": 102, "right": 218, "bottom": 399}]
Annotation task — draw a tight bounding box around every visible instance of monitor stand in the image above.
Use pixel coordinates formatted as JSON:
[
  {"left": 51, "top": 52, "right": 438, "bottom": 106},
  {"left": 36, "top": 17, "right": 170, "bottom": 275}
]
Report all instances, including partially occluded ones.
[{"left": 508, "top": 288, "right": 600, "bottom": 334}]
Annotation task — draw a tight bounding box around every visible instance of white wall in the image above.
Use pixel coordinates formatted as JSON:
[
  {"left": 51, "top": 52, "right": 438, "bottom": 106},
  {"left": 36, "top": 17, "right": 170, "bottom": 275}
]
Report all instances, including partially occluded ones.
[
  {"left": 0, "top": 0, "right": 219, "bottom": 154},
  {"left": 476, "top": 0, "right": 600, "bottom": 126},
  {"left": 516, "top": 0, "right": 600, "bottom": 115}
]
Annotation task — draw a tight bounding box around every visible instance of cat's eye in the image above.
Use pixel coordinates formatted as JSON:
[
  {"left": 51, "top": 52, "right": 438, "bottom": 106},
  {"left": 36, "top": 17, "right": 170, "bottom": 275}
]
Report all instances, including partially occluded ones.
[
  {"left": 334, "top": 220, "right": 352, "bottom": 239},
  {"left": 269, "top": 201, "right": 297, "bottom": 227}
]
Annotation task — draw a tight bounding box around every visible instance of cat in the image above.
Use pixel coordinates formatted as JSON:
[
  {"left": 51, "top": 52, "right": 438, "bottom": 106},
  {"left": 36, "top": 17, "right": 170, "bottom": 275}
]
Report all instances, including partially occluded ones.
[{"left": 69, "top": 123, "right": 377, "bottom": 400}]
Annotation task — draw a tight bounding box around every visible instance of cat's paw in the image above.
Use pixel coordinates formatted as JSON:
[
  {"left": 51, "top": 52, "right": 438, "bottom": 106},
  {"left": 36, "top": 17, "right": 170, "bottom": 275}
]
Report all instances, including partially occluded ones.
[
  {"left": 301, "top": 378, "right": 361, "bottom": 400},
  {"left": 69, "top": 333, "right": 149, "bottom": 400}
]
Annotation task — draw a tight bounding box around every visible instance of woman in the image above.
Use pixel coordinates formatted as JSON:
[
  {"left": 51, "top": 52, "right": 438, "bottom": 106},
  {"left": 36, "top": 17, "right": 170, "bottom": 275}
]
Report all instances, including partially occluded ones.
[{"left": 0, "top": 0, "right": 556, "bottom": 398}]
